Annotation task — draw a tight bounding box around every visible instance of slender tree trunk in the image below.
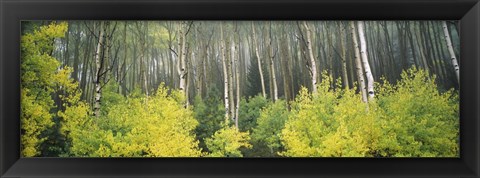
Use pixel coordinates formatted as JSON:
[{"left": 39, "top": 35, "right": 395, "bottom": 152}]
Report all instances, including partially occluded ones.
[
  {"left": 350, "top": 21, "right": 368, "bottom": 103},
  {"left": 234, "top": 23, "right": 240, "bottom": 128},
  {"left": 302, "top": 21, "right": 318, "bottom": 94},
  {"left": 72, "top": 28, "right": 80, "bottom": 81},
  {"left": 357, "top": 21, "right": 375, "bottom": 100},
  {"left": 220, "top": 24, "right": 230, "bottom": 121},
  {"left": 121, "top": 22, "right": 128, "bottom": 95},
  {"left": 93, "top": 21, "right": 105, "bottom": 117},
  {"left": 415, "top": 25, "right": 430, "bottom": 73},
  {"left": 442, "top": 21, "right": 460, "bottom": 83},
  {"left": 202, "top": 40, "right": 209, "bottom": 98},
  {"left": 325, "top": 23, "right": 336, "bottom": 89},
  {"left": 251, "top": 22, "right": 267, "bottom": 98},
  {"left": 131, "top": 41, "right": 137, "bottom": 90},
  {"left": 347, "top": 29, "right": 355, "bottom": 88},
  {"left": 430, "top": 21, "right": 445, "bottom": 81},
  {"left": 228, "top": 30, "right": 235, "bottom": 120},
  {"left": 423, "top": 22, "right": 437, "bottom": 75},
  {"left": 167, "top": 23, "right": 176, "bottom": 89},
  {"left": 104, "top": 24, "right": 111, "bottom": 86},
  {"left": 433, "top": 22, "right": 449, "bottom": 81},
  {"left": 197, "top": 39, "right": 205, "bottom": 98},
  {"left": 179, "top": 22, "right": 187, "bottom": 94},
  {"left": 268, "top": 22, "right": 278, "bottom": 101},
  {"left": 80, "top": 29, "right": 93, "bottom": 100},
  {"left": 141, "top": 22, "right": 149, "bottom": 97},
  {"left": 376, "top": 23, "right": 387, "bottom": 79},
  {"left": 396, "top": 21, "right": 408, "bottom": 69},
  {"left": 281, "top": 23, "right": 292, "bottom": 103},
  {"left": 185, "top": 50, "right": 191, "bottom": 106},
  {"left": 339, "top": 22, "right": 350, "bottom": 89},
  {"left": 405, "top": 22, "right": 418, "bottom": 67}
]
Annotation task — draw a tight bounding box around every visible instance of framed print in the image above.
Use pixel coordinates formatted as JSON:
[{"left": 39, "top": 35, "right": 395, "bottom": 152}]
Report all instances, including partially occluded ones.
[{"left": 1, "top": 0, "right": 479, "bottom": 177}]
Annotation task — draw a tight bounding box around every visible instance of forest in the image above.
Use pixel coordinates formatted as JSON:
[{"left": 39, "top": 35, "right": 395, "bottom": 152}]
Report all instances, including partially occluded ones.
[{"left": 21, "top": 20, "right": 459, "bottom": 157}]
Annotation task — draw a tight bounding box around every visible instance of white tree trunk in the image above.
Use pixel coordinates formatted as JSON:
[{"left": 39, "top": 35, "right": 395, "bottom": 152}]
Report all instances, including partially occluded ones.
[
  {"left": 357, "top": 21, "right": 375, "bottom": 100},
  {"left": 442, "top": 21, "right": 460, "bottom": 83},
  {"left": 228, "top": 33, "right": 235, "bottom": 121},
  {"left": 178, "top": 22, "right": 187, "bottom": 94},
  {"left": 251, "top": 22, "right": 267, "bottom": 98},
  {"left": 185, "top": 53, "right": 190, "bottom": 107},
  {"left": 220, "top": 24, "right": 230, "bottom": 121},
  {"left": 302, "top": 21, "right": 318, "bottom": 94},
  {"left": 270, "top": 51, "right": 278, "bottom": 101},
  {"left": 268, "top": 24, "right": 278, "bottom": 102},
  {"left": 234, "top": 25, "right": 240, "bottom": 128},
  {"left": 93, "top": 21, "right": 105, "bottom": 117},
  {"left": 350, "top": 21, "right": 368, "bottom": 103}
]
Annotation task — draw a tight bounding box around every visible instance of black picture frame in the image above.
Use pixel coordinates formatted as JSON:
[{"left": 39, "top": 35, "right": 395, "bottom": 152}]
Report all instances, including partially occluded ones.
[{"left": 1, "top": 0, "right": 479, "bottom": 177}]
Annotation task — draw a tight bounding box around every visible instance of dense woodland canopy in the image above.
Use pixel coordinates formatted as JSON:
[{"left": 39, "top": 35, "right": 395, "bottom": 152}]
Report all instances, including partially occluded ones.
[{"left": 21, "top": 21, "right": 459, "bottom": 157}]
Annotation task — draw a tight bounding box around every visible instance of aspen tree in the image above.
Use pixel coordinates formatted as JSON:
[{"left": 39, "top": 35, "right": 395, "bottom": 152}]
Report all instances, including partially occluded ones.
[
  {"left": 357, "top": 21, "right": 375, "bottom": 100},
  {"left": 442, "top": 21, "right": 460, "bottom": 83},
  {"left": 302, "top": 21, "right": 318, "bottom": 94},
  {"left": 268, "top": 22, "right": 278, "bottom": 101},
  {"left": 251, "top": 22, "right": 267, "bottom": 98},
  {"left": 350, "top": 21, "right": 368, "bottom": 103},
  {"left": 234, "top": 23, "right": 240, "bottom": 128},
  {"left": 220, "top": 24, "right": 230, "bottom": 121},
  {"left": 93, "top": 21, "right": 105, "bottom": 117}
]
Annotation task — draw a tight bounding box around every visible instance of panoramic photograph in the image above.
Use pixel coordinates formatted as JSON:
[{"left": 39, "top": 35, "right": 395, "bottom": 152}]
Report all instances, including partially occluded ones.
[{"left": 20, "top": 21, "right": 459, "bottom": 157}]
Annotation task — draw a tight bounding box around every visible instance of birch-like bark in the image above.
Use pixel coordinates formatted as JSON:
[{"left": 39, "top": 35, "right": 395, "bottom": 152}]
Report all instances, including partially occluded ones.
[
  {"left": 268, "top": 23, "right": 278, "bottom": 101},
  {"left": 251, "top": 22, "right": 267, "bottom": 98},
  {"left": 234, "top": 24, "right": 240, "bottom": 128},
  {"left": 93, "top": 21, "right": 105, "bottom": 117},
  {"left": 442, "top": 21, "right": 460, "bottom": 83},
  {"left": 220, "top": 24, "right": 230, "bottom": 121},
  {"left": 185, "top": 52, "right": 190, "bottom": 106},
  {"left": 350, "top": 21, "right": 368, "bottom": 103},
  {"left": 228, "top": 32, "right": 235, "bottom": 120},
  {"left": 302, "top": 21, "right": 318, "bottom": 94},
  {"left": 179, "top": 22, "right": 187, "bottom": 93},
  {"left": 357, "top": 21, "right": 375, "bottom": 100}
]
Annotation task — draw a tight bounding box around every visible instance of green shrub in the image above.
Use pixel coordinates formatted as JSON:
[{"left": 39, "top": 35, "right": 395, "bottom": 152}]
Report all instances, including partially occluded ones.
[
  {"left": 193, "top": 86, "right": 225, "bottom": 152},
  {"left": 376, "top": 67, "right": 459, "bottom": 157},
  {"left": 251, "top": 100, "right": 289, "bottom": 157},
  {"left": 238, "top": 95, "right": 270, "bottom": 132},
  {"left": 205, "top": 126, "right": 251, "bottom": 157}
]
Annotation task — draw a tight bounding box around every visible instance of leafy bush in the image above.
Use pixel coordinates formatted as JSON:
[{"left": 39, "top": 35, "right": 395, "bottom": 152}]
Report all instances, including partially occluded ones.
[
  {"left": 376, "top": 67, "right": 459, "bottom": 157},
  {"left": 238, "top": 95, "right": 270, "bottom": 132},
  {"left": 281, "top": 69, "right": 458, "bottom": 157},
  {"left": 21, "top": 22, "right": 91, "bottom": 157},
  {"left": 205, "top": 126, "right": 252, "bottom": 157},
  {"left": 67, "top": 84, "right": 201, "bottom": 157},
  {"left": 281, "top": 73, "right": 381, "bottom": 157},
  {"left": 251, "top": 100, "right": 289, "bottom": 157}
]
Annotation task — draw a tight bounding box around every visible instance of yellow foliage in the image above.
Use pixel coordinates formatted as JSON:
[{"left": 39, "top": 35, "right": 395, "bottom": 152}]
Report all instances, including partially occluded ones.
[
  {"left": 281, "top": 68, "right": 457, "bottom": 157},
  {"left": 21, "top": 22, "right": 75, "bottom": 157},
  {"left": 67, "top": 84, "right": 201, "bottom": 157},
  {"left": 206, "top": 126, "right": 252, "bottom": 157},
  {"left": 21, "top": 89, "right": 54, "bottom": 157}
]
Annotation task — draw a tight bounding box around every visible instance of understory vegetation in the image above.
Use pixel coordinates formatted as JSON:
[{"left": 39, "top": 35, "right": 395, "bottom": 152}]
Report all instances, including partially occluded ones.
[{"left": 21, "top": 21, "right": 459, "bottom": 158}]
